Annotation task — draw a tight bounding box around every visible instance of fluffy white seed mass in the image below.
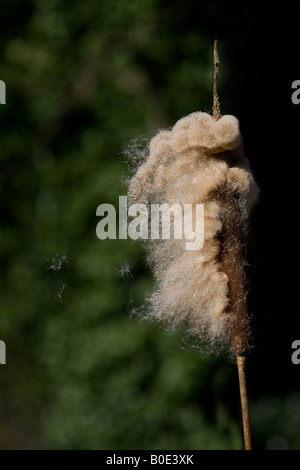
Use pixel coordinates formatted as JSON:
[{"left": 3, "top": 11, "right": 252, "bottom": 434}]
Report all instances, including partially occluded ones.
[{"left": 127, "top": 111, "right": 258, "bottom": 350}]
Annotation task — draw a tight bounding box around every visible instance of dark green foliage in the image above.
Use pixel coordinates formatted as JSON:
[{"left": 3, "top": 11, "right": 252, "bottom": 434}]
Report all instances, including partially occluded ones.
[{"left": 0, "top": 0, "right": 243, "bottom": 449}]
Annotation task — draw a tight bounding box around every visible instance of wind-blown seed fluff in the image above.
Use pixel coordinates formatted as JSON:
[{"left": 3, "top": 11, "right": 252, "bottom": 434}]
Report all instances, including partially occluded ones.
[{"left": 127, "top": 112, "right": 259, "bottom": 353}]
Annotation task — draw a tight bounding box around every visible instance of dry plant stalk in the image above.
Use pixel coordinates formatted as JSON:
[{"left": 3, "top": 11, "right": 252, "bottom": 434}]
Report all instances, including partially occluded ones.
[
  {"left": 213, "top": 39, "right": 222, "bottom": 122},
  {"left": 237, "top": 355, "right": 252, "bottom": 450},
  {"left": 212, "top": 39, "right": 252, "bottom": 450},
  {"left": 127, "top": 39, "right": 258, "bottom": 450}
]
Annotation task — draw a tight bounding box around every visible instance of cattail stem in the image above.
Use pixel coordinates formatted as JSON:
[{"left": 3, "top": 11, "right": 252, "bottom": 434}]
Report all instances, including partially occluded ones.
[
  {"left": 212, "top": 39, "right": 252, "bottom": 450},
  {"left": 237, "top": 356, "right": 252, "bottom": 450},
  {"left": 213, "top": 39, "right": 222, "bottom": 122}
]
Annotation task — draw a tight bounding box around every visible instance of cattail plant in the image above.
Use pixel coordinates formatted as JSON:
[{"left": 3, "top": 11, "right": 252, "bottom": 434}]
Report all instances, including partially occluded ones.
[{"left": 127, "top": 40, "right": 258, "bottom": 450}]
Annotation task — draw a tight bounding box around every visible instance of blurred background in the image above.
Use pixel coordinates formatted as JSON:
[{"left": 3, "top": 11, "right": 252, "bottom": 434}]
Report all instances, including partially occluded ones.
[{"left": 1, "top": 0, "right": 300, "bottom": 450}]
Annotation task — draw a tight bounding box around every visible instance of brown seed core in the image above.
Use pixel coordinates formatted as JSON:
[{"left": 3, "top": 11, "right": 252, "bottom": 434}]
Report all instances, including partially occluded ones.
[{"left": 215, "top": 184, "right": 250, "bottom": 356}]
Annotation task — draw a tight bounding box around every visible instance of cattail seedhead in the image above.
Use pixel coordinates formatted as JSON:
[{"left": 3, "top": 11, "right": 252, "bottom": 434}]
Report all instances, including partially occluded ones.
[{"left": 127, "top": 112, "right": 258, "bottom": 354}]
